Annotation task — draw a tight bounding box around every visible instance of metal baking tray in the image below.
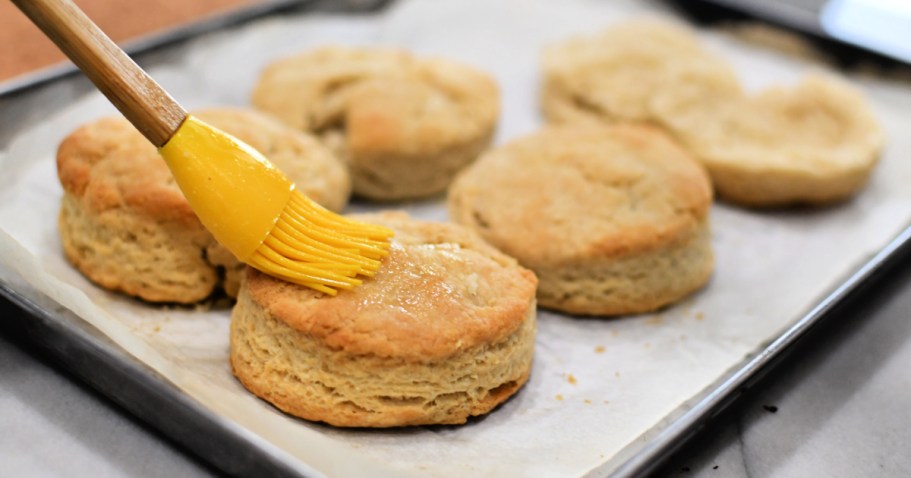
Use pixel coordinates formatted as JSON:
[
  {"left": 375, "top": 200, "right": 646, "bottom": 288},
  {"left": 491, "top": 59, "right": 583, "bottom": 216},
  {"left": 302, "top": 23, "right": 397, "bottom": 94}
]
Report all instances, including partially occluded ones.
[
  {"left": 5, "top": 226, "right": 911, "bottom": 477},
  {"left": 0, "top": 0, "right": 391, "bottom": 97},
  {"left": 2, "top": 1, "right": 910, "bottom": 476}
]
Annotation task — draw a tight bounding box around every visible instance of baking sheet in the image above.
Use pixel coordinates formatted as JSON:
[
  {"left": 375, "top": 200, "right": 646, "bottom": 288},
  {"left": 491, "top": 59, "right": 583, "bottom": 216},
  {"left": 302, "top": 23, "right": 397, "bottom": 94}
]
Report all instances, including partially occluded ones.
[
  {"left": 2, "top": 0, "right": 911, "bottom": 476},
  {"left": 1, "top": 0, "right": 292, "bottom": 90}
]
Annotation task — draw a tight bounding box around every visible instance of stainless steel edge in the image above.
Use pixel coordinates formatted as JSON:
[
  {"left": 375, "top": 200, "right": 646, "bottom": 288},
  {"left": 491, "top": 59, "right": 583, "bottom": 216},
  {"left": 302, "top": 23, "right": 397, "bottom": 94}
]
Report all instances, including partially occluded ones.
[
  {"left": 0, "top": 281, "right": 324, "bottom": 478},
  {"left": 678, "top": 0, "right": 826, "bottom": 35},
  {"left": 0, "top": 0, "right": 390, "bottom": 97},
  {"left": 605, "top": 222, "right": 911, "bottom": 477},
  {"left": 0, "top": 2, "right": 390, "bottom": 475}
]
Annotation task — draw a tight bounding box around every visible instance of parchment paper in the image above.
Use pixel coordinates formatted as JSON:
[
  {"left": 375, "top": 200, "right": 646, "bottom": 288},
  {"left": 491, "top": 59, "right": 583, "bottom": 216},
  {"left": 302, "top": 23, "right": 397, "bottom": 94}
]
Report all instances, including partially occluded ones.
[{"left": 2, "top": 0, "right": 911, "bottom": 476}]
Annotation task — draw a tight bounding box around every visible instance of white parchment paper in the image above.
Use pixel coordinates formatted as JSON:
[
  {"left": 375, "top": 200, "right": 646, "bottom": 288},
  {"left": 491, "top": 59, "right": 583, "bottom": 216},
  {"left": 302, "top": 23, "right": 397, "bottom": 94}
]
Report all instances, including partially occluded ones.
[{"left": 2, "top": 0, "right": 911, "bottom": 476}]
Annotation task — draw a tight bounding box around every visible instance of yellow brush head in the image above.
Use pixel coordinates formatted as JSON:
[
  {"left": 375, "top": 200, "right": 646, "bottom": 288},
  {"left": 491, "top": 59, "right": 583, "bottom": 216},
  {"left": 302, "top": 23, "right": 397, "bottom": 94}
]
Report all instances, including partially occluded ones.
[
  {"left": 248, "top": 191, "right": 393, "bottom": 295},
  {"left": 159, "top": 116, "right": 392, "bottom": 295}
]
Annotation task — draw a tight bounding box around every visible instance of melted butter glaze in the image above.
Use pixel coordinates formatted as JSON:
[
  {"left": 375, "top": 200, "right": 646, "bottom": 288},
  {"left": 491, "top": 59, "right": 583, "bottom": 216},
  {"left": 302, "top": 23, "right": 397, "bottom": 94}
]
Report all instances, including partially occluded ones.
[{"left": 352, "top": 242, "right": 481, "bottom": 319}]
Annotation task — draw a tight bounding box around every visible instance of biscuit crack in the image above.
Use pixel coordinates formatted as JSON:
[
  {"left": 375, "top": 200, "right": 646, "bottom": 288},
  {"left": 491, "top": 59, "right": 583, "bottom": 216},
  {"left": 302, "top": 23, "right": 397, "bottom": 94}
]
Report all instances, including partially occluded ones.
[
  {"left": 569, "top": 91, "right": 609, "bottom": 118},
  {"left": 471, "top": 209, "right": 491, "bottom": 229}
]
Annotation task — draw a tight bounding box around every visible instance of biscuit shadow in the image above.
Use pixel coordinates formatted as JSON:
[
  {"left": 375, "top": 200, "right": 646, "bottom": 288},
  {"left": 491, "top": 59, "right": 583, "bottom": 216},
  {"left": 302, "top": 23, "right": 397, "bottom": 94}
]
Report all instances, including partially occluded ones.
[
  {"left": 713, "top": 193, "right": 862, "bottom": 218},
  {"left": 93, "top": 283, "right": 236, "bottom": 312},
  {"left": 307, "top": 386, "right": 526, "bottom": 436},
  {"left": 536, "top": 288, "right": 712, "bottom": 321},
  {"left": 346, "top": 194, "right": 450, "bottom": 217}
]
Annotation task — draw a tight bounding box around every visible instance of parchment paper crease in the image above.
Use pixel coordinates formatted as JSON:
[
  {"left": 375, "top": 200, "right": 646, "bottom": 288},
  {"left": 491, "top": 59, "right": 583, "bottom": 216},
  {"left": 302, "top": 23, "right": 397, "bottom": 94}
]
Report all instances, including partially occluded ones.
[{"left": 2, "top": 0, "right": 911, "bottom": 476}]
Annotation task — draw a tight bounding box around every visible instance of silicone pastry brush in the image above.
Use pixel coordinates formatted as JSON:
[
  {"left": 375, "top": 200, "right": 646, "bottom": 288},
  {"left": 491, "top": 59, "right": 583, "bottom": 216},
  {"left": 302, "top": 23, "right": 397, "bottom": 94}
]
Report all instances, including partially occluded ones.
[{"left": 13, "top": 0, "right": 393, "bottom": 295}]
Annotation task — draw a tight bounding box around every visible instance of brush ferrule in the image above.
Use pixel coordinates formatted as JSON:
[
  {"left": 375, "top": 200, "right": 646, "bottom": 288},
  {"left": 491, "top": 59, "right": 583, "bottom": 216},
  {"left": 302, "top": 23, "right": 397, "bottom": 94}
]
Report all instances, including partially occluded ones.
[{"left": 158, "top": 116, "right": 292, "bottom": 260}]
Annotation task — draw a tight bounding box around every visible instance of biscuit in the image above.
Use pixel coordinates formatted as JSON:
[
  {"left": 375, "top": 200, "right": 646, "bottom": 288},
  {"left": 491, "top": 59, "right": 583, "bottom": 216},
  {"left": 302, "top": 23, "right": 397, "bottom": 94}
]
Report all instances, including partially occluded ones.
[
  {"left": 540, "top": 20, "right": 742, "bottom": 126},
  {"left": 448, "top": 125, "right": 713, "bottom": 316},
  {"left": 542, "top": 22, "right": 884, "bottom": 207},
  {"left": 653, "top": 74, "right": 884, "bottom": 206},
  {"left": 57, "top": 107, "right": 350, "bottom": 303},
  {"left": 251, "top": 46, "right": 500, "bottom": 201},
  {"left": 230, "top": 211, "right": 537, "bottom": 427}
]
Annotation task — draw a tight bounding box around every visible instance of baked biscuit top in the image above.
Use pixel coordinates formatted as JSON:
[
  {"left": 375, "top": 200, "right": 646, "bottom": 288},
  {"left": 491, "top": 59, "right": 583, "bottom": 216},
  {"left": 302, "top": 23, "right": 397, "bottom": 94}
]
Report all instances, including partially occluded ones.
[
  {"left": 449, "top": 125, "right": 712, "bottom": 266},
  {"left": 56, "top": 107, "right": 351, "bottom": 219},
  {"left": 541, "top": 20, "right": 741, "bottom": 124},
  {"left": 242, "top": 211, "right": 537, "bottom": 362},
  {"left": 251, "top": 46, "right": 499, "bottom": 157},
  {"left": 57, "top": 116, "right": 198, "bottom": 225},
  {"left": 662, "top": 74, "right": 884, "bottom": 172}
]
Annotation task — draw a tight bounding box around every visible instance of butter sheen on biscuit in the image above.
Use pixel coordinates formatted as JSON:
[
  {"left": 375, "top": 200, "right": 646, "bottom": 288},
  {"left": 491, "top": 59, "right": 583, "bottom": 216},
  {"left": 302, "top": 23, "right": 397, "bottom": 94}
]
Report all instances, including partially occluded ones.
[{"left": 230, "top": 212, "right": 537, "bottom": 427}]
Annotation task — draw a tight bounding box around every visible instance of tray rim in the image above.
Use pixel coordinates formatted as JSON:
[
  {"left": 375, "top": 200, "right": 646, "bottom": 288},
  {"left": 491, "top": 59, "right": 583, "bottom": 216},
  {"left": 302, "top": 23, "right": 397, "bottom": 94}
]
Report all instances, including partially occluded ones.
[
  {"left": 603, "top": 221, "right": 911, "bottom": 477},
  {"left": 0, "top": 281, "right": 320, "bottom": 478},
  {"left": 0, "top": 0, "right": 361, "bottom": 97},
  {"left": 6, "top": 221, "right": 910, "bottom": 478}
]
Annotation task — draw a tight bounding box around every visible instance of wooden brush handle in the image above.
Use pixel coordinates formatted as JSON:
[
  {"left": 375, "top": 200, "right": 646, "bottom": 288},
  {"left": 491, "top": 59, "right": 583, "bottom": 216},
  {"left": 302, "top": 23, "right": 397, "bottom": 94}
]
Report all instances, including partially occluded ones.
[{"left": 12, "top": 0, "right": 186, "bottom": 147}]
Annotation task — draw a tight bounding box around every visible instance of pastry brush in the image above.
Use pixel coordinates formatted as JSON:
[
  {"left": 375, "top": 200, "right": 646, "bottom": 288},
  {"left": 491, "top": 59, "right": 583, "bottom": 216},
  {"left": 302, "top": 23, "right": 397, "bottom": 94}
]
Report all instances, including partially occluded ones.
[{"left": 13, "top": 0, "right": 393, "bottom": 295}]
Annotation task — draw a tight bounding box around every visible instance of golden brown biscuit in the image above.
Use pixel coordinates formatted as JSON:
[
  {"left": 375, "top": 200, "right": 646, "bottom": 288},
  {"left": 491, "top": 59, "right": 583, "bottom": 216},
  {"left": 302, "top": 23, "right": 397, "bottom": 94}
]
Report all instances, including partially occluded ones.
[
  {"left": 57, "top": 107, "right": 350, "bottom": 303},
  {"left": 542, "top": 21, "right": 884, "bottom": 207},
  {"left": 540, "top": 20, "right": 742, "bottom": 126},
  {"left": 653, "top": 74, "right": 884, "bottom": 206},
  {"left": 251, "top": 46, "right": 500, "bottom": 201},
  {"left": 230, "top": 211, "right": 537, "bottom": 427},
  {"left": 448, "top": 125, "right": 713, "bottom": 316}
]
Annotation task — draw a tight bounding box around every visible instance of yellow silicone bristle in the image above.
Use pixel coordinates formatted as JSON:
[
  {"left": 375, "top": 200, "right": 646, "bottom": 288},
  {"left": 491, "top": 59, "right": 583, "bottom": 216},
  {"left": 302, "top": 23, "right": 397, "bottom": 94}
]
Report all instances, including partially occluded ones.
[{"left": 247, "top": 191, "right": 394, "bottom": 295}]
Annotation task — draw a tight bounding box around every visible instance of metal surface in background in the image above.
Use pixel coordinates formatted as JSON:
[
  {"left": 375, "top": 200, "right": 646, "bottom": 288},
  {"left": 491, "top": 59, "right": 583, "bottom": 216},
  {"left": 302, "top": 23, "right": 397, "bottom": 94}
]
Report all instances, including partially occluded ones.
[{"left": 0, "top": 0, "right": 390, "bottom": 97}]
